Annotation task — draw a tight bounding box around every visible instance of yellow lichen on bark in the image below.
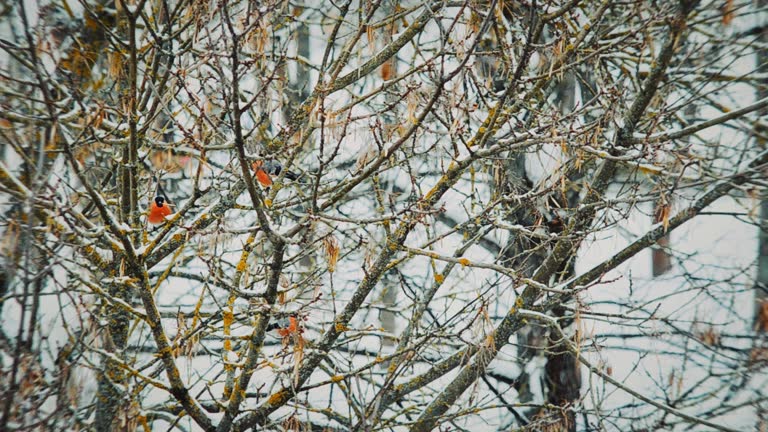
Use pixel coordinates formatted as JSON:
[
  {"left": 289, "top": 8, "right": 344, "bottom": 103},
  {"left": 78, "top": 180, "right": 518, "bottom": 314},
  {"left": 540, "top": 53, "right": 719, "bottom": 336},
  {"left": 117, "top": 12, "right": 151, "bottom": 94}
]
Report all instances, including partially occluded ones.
[{"left": 267, "top": 389, "right": 288, "bottom": 405}]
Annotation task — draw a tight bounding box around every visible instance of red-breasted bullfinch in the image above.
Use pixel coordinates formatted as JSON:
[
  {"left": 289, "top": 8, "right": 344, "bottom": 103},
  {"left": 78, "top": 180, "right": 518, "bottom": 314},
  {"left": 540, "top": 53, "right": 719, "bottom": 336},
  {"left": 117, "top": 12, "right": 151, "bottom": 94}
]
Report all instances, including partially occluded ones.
[
  {"left": 267, "top": 315, "right": 301, "bottom": 338},
  {"left": 251, "top": 160, "right": 299, "bottom": 188},
  {"left": 148, "top": 196, "right": 173, "bottom": 224}
]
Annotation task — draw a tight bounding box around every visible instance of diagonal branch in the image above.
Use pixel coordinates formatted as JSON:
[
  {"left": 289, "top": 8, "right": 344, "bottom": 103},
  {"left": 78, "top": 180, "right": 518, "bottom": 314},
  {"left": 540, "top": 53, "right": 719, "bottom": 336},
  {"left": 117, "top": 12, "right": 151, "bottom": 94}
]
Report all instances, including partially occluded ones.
[
  {"left": 409, "top": 2, "right": 696, "bottom": 430},
  {"left": 518, "top": 309, "right": 741, "bottom": 432}
]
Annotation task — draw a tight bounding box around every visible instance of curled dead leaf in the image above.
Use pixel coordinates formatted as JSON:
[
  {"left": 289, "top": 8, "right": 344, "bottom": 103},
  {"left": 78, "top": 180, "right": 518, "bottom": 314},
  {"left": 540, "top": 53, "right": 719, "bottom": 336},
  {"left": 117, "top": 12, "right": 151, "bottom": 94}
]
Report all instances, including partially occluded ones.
[
  {"left": 756, "top": 300, "right": 768, "bottom": 333},
  {"left": 381, "top": 60, "right": 395, "bottom": 81},
  {"left": 323, "top": 235, "right": 340, "bottom": 273},
  {"left": 722, "top": 0, "right": 734, "bottom": 25},
  {"left": 655, "top": 202, "right": 671, "bottom": 232}
]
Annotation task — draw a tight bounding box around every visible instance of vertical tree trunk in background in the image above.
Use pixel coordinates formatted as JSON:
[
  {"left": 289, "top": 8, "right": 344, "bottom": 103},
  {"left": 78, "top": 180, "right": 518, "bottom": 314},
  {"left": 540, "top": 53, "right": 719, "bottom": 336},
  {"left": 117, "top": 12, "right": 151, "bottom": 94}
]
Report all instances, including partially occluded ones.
[
  {"left": 94, "top": 283, "right": 131, "bottom": 431},
  {"left": 487, "top": 5, "right": 548, "bottom": 412},
  {"left": 541, "top": 73, "right": 582, "bottom": 432},
  {"left": 287, "top": 6, "right": 319, "bottom": 295},
  {"left": 379, "top": 0, "right": 399, "bottom": 355},
  {"left": 294, "top": 21, "right": 310, "bottom": 105},
  {"left": 1, "top": 3, "right": 109, "bottom": 429},
  {"left": 757, "top": 201, "right": 768, "bottom": 333},
  {"left": 754, "top": 0, "right": 767, "bottom": 335},
  {"left": 501, "top": 149, "right": 581, "bottom": 430},
  {"left": 652, "top": 200, "right": 673, "bottom": 276},
  {"left": 489, "top": 5, "right": 582, "bottom": 429},
  {"left": 95, "top": 2, "right": 131, "bottom": 429},
  {"left": 754, "top": 8, "right": 767, "bottom": 432},
  {"left": 652, "top": 68, "right": 701, "bottom": 278},
  {"left": 499, "top": 153, "right": 546, "bottom": 406},
  {"left": 651, "top": 0, "right": 707, "bottom": 279},
  {"left": 283, "top": 6, "right": 311, "bottom": 121},
  {"left": 544, "top": 306, "right": 581, "bottom": 430}
]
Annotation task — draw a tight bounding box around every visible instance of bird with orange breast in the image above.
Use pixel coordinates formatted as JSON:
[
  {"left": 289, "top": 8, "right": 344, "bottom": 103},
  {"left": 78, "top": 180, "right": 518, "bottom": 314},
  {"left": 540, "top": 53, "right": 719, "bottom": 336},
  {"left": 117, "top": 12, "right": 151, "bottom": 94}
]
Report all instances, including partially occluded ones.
[
  {"left": 267, "top": 315, "right": 303, "bottom": 339},
  {"left": 147, "top": 196, "right": 173, "bottom": 225},
  {"left": 251, "top": 160, "right": 299, "bottom": 189}
]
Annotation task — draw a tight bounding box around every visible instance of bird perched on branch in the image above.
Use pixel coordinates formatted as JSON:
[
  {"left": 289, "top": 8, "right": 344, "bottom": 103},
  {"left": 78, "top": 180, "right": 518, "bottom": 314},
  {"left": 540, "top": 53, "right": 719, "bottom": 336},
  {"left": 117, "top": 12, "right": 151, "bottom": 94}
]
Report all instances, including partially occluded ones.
[
  {"left": 147, "top": 196, "right": 173, "bottom": 225},
  {"left": 267, "top": 315, "right": 302, "bottom": 338},
  {"left": 251, "top": 160, "right": 299, "bottom": 189}
]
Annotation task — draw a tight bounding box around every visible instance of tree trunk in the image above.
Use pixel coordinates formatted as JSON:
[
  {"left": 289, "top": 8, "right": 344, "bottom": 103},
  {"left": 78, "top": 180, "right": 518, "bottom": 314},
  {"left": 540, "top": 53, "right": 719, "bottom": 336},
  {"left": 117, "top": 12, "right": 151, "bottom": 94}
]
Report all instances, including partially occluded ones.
[
  {"left": 96, "top": 3, "right": 134, "bottom": 429},
  {"left": 754, "top": 0, "right": 768, "bottom": 336},
  {"left": 652, "top": 199, "right": 673, "bottom": 276},
  {"left": 756, "top": 201, "right": 768, "bottom": 333}
]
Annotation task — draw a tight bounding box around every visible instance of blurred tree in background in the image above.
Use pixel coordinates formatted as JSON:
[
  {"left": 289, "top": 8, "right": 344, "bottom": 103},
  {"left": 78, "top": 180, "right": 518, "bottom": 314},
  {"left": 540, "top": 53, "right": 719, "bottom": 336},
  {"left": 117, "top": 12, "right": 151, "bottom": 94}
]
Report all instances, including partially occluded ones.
[{"left": 1, "top": 0, "right": 767, "bottom": 430}]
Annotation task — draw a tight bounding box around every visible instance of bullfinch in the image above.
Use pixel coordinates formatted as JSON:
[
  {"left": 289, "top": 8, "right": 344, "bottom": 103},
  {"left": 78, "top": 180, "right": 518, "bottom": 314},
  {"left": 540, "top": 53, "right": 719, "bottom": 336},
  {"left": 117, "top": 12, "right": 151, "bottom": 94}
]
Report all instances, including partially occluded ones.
[
  {"left": 147, "top": 196, "right": 173, "bottom": 224},
  {"left": 267, "top": 315, "right": 301, "bottom": 338},
  {"left": 251, "top": 160, "right": 299, "bottom": 188}
]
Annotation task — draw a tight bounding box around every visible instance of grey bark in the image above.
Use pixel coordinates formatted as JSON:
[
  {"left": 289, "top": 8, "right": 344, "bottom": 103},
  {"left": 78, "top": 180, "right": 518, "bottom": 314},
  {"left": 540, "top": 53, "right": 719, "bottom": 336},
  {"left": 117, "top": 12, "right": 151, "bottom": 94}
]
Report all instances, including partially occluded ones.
[{"left": 754, "top": 0, "right": 768, "bottom": 335}]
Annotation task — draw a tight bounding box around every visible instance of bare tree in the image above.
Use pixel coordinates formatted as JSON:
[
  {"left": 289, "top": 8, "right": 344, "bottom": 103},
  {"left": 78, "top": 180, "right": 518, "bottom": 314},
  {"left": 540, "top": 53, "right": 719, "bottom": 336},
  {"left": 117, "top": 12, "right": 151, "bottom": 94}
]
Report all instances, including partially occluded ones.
[{"left": 2, "top": 0, "right": 767, "bottom": 431}]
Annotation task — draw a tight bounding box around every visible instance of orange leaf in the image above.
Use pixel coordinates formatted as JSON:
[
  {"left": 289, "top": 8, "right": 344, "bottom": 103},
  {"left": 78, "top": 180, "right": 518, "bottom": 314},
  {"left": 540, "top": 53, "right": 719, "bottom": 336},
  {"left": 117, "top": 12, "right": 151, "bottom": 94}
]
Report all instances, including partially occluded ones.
[
  {"left": 655, "top": 202, "right": 671, "bottom": 233},
  {"left": 722, "top": 0, "right": 734, "bottom": 25},
  {"left": 381, "top": 60, "right": 395, "bottom": 80},
  {"left": 324, "top": 235, "right": 340, "bottom": 272},
  {"left": 366, "top": 25, "right": 375, "bottom": 49},
  {"left": 757, "top": 301, "right": 768, "bottom": 333}
]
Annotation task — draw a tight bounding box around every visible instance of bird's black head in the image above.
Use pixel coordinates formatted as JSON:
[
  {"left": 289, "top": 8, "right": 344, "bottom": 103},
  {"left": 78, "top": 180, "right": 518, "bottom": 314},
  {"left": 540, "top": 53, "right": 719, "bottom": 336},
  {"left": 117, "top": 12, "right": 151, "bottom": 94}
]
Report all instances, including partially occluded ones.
[
  {"left": 154, "top": 196, "right": 166, "bottom": 207},
  {"left": 263, "top": 160, "right": 282, "bottom": 175}
]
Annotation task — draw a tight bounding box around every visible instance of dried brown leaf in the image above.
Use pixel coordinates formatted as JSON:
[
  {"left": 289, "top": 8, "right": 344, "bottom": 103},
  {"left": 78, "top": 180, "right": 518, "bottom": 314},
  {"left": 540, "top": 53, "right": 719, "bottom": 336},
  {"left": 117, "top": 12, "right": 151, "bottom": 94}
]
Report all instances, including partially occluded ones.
[
  {"left": 655, "top": 202, "right": 671, "bottom": 232},
  {"left": 756, "top": 300, "right": 768, "bottom": 333},
  {"left": 323, "top": 235, "right": 340, "bottom": 273},
  {"left": 381, "top": 60, "right": 395, "bottom": 80},
  {"left": 722, "top": 0, "right": 734, "bottom": 25}
]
